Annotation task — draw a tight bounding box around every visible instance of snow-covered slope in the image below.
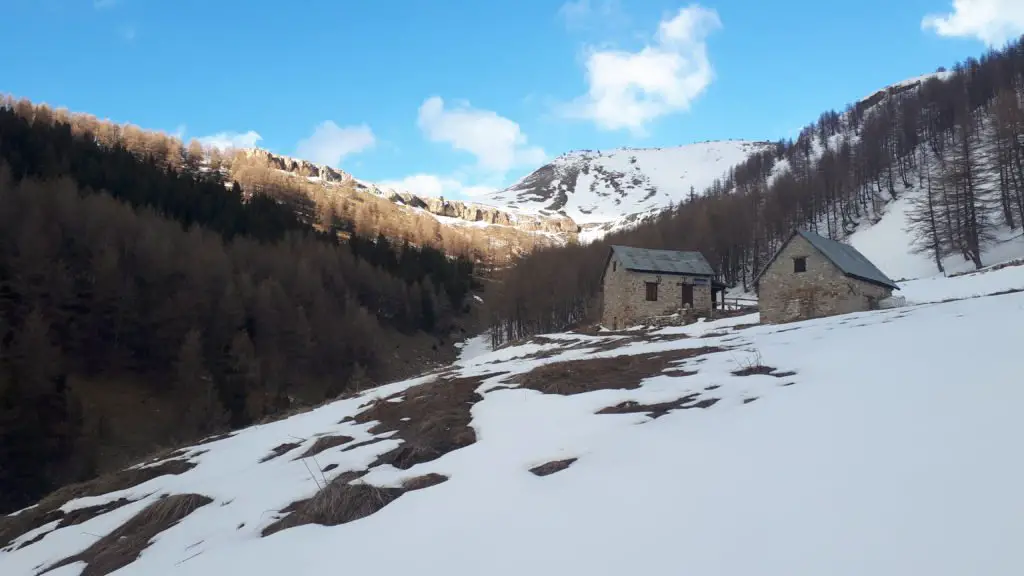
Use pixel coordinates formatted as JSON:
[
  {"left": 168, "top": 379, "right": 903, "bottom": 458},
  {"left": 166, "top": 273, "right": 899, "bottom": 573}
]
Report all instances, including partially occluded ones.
[
  {"left": 485, "top": 141, "right": 773, "bottom": 234},
  {"left": 4, "top": 267, "right": 1024, "bottom": 576}
]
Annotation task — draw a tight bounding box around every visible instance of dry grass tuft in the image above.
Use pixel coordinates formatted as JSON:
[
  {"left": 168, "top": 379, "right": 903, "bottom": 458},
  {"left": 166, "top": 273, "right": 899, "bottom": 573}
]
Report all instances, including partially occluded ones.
[
  {"left": 262, "top": 475, "right": 401, "bottom": 538},
  {"left": 258, "top": 442, "right": 302, "bottom": 463},
  {"left": 295, "top": 435, "right": 354, "bottom": 460},
  {"left": 355, "top": 376, "right": 485, "bottom": 470},
  {"left": 731, "top": 365, "right": 777, "bottom": 376},
  {"left": 402, "top": 473, "right": 449, "bottom": 491},
  {"left": 529, "top": 458, "right": 578, "bottom": 476},
  {"left": 1, "top": 459, "right": 196, "bottom": 550},
  {"left": 514, "top": 347, "right": 725, "bottom": 396},
  {"left": 43, "top": 493, "right": 212, "bottom": 576}
]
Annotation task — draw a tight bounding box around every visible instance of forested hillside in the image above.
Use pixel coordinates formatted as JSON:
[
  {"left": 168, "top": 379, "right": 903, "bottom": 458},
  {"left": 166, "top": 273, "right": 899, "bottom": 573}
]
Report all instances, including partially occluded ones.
[
  {"left": 489, "top": 38, "right": 1024, "bottom": 346},
  {"left": 0, "top": 101, "right": 478, "bottom": 514}
]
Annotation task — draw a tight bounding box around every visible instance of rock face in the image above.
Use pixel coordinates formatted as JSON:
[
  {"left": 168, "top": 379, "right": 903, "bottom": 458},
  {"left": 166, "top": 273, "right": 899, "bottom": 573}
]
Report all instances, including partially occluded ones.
[{"left": 242, "top": 149, "right": 579, "bottom": 236}]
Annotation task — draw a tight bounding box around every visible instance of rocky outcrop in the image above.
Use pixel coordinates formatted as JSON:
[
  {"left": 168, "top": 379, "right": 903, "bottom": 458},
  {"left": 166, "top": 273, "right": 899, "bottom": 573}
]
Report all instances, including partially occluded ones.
[
  {"left": 240, "top": 148, "right": 354, "bottom": 184},
  {"left": 244, "top": 148, "right": 580, "bottom": 236}
]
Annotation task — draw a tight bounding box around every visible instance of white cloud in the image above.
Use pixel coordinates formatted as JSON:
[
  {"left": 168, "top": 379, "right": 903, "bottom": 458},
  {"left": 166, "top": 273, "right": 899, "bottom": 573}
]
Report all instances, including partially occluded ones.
[
  {"left": 922, "top": 0, "right": 1024, "bottom": 46},
  {"left": 295, "top": 121, "right": 375, "bottom": 167},
  {"left": 563, "top": 3, "right": 722, "bottom": 134},
  {"left": 379, "top": 173, "right": 495, "bottom": 199},
  {"left": 416, "top": 96, "right": 546, "bottom": 173},
  {"left": 196, "top": 130, "right": 263, "bottom": 151},
  {"left": 559, "top": 0, "right": 618, "bottom": 29}
]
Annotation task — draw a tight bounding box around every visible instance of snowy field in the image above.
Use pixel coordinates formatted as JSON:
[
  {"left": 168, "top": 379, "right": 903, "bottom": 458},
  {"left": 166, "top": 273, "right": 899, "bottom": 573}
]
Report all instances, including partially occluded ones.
[{"left": 3, "top": 268, "right": 1023, "bottom": 576}]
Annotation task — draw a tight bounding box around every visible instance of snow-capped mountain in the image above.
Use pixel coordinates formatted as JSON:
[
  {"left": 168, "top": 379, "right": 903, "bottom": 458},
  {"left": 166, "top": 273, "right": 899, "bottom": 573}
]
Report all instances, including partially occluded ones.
[{"left": 484, "top": 140, "right": 775, "bottom": 239}]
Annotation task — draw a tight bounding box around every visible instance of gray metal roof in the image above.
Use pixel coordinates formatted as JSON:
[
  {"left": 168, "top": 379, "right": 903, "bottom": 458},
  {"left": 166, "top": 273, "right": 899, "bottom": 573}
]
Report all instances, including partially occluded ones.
[
  {"left": 609, "top": 245, "right": 715, "bottom": 276},
  {"left": 754, "top": 229, "right": 899, "bottom": 290}
]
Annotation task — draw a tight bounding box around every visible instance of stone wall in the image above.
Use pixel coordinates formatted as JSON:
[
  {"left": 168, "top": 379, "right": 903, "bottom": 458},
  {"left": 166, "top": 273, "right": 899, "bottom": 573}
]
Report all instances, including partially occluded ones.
[
  {"left": 757, "top": 234, "right": 893, "bottom": 324},
  {"left": 600, "top": 256, "right": 712, "bottom": 329}
]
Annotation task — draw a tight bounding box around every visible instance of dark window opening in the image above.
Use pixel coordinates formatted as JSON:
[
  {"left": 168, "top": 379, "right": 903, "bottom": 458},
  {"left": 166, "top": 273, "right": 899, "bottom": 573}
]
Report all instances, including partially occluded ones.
[
  {"left": 613, "top": 261, "right": 617, "bottom": 272},
  {"left": 645, "top": 282, "right": 658, "bottom": 301},
  {"left": 681, "top": 283, "right": 694, "bottom": 307},
  {"left": 793, "top": 257, "right": 807, "bottom": 273}
]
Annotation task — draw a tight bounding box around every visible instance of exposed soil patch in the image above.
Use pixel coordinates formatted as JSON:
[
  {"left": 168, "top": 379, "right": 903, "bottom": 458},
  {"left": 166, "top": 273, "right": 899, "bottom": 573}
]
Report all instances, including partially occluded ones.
[
  {"left": 322, "top": 464, "right": 338, "bottom": 472},
  {"left": 259, "top": 442, "right": 302, "bottom": 463},
  {"left": 295, "top": 435, "right": 354, "bottom": 460},
  {"left": 529, "top": 458, "right": 578, "bottom": 476},
  {"left": 43, "top": 493, "right": 213, "bottom": 576},
  {"left": 743, "top": 397, "right": 759, "bottom": 404},
  {"left": 355, "top": 376, "right": 485, "bottom": 470},
  {"left": 514, "top": 347, "right": 725, "bottom": 396},
  {"left": 597, "top": 392, "right": 720, "bottom": 420},
  {"left": 262, "top": 472, "right": 447, "bottom": 537},
  {"left": 0, "top": 459, "right": 196, "bottom": 550}
]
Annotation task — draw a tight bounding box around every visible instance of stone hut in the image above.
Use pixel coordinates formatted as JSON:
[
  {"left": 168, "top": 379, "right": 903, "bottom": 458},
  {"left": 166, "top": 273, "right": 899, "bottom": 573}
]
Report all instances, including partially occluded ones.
[
  {"left": 600, "top": 245, "right": 725, "bottom": 329},
  {"left": 752, "top": 228, "right": 899, "bottom": 324}
]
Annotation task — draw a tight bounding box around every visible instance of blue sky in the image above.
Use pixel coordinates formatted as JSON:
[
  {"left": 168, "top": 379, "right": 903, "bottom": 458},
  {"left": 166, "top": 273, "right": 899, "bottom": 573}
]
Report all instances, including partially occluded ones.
[{"left": 3, "top": 1, "right": 1022, "bottom": 200}]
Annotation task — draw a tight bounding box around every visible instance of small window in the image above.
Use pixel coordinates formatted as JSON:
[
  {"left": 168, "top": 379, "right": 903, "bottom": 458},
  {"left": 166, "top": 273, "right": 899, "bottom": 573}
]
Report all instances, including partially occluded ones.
[
  {"left": 793, "top": 257, "right": 807, "bottom": 273},
  {"left": 613, "top": 261, "right": 617, "bottom": 272},
  {"left": 645, "top": 282, "right": 658, "bottom": 301}
]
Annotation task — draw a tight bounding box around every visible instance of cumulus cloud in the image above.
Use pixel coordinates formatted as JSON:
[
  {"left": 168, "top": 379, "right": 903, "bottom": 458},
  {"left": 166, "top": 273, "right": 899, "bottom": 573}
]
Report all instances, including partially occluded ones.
[
  {"left": 379, "top": 174, "right": 495, "bottom": 199},
  {"left": 922, "top": 0, "right": 1024, "bottom": 46},
  {"left": 294, "top": 121, "right": 376, "bottom": 167},
  {"left": 196, "top": 130, "right": 263, "bottom": 151},
  {"left": 416, "top": 96, "right": 546, "bottom": 173},
  {"left": 563, "top": 3, "right": 722, "bottom": 134}
]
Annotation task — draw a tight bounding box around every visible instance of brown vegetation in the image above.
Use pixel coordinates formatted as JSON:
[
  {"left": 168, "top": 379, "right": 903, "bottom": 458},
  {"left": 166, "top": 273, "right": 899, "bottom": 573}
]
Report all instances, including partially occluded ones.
[
  {"left": 262, "top": 472, "right": 448, "bottom": 537},
  {"left": 259, "top": 442, "right": 302, "bottom": 463},
  {"left": 514, "top": 347, "right": 725, "bottom": 395},
  {"left": 597, "top": 393, "right": 720, "bottom": 419},
  {"left": 43, "top": 493, "right": 213, "bottom": 576},
  {"left": 354, "top": 376, "right": 485, "bottom": 470},
  {"left": 0, "top": 458, "right": 196, "bottom": 550},
  {"left": 295, "top": 435, "right": 355, "bottom": 460},
  {"left": 529, "top": 458, "right": 578, "bottom": 476},
  {"left": 0, "top": 98, "right": 481, "bottom": 512}
]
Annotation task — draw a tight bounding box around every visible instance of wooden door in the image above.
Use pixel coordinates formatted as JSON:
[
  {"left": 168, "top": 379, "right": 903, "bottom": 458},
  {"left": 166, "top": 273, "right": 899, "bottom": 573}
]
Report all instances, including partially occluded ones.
[{"left": 681, "top": 283, "right": 694, "bottom": 308}]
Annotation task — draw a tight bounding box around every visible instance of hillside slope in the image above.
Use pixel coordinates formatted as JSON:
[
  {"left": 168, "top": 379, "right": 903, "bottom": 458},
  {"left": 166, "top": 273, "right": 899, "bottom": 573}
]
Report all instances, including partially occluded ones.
[{"left": 3, "top": 268, "right": 1022, "bottom": 576}]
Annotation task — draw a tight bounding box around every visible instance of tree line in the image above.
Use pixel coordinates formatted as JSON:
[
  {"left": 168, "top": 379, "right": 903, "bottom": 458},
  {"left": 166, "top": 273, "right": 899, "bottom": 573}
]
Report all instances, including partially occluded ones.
[
  {"left": 0, "top": 100, "right": 479, "bottom": 513},
  {"left": 487, "top": 37, "right": 1024, "bottom": 348}
]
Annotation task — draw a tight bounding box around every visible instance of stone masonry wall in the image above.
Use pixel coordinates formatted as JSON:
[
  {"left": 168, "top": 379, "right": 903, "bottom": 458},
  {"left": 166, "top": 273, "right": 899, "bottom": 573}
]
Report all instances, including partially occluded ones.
[
  {"left": 758, "top": 235, "right": 893, "bottom": 324},
  {"left": 601, "top": 256, "right": 712, "bottom": 329}
]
